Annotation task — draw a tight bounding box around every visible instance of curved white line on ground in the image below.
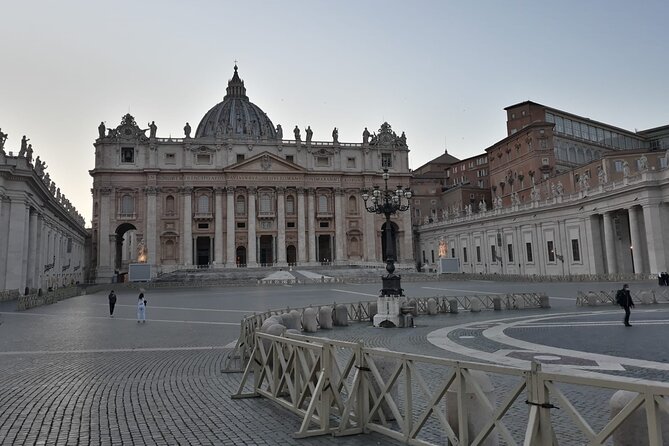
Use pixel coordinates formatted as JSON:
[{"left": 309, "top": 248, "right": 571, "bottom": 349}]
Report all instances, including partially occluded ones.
[{"left": 428, "top": 310, "right": 669, "bottom": 373}]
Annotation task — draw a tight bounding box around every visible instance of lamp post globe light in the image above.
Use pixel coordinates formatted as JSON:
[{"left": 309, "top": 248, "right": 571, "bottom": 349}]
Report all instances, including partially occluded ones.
[{"left": 362, "top": 168, "right": 412, "bottom": 327}]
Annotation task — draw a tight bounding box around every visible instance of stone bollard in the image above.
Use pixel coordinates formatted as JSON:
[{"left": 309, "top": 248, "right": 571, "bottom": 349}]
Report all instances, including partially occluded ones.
[
  {"left": 333, "top": 304, "right": 349, "bottom": 326},
  {"left": 280, "top": 310, "right": 301, "bottom": 330},
  {"left": 369, "top": 301, "right": 378, "bottom": 322},
  {"left": 470, "top": 298, "right": 482, "bottom": 313},
  {"left": 449, "top": 299, "right": 459, "bottom": 314},
  {"left": 260, "top": 322, "right": 286, "bottom": 354},
  {"left": 427, "top": 298, "right": 438, "bottom": 315},
  {"left": 539, "top": 294, "right": 551, "bottom": 308},
  {"left": 260, "top": 315, "right": 283, "bottom": 332},
  {"left": 492, "top": 296, "right": 502, "bottom": 311},
  {"left": 302, "top": 308, "right": 318, "bottom": 333},
  {"left": 319, "top": 306, "right": 333, "bottom": 329},
  {"left": 367, "top": 348, "right": 399, "bottom": 421},
  {"left": 407, "top": 298, "right": 418, "bottom": 317},
  {"left": 586, "top": 292, "right": 599, "bottom": 306},
  {"left": 610, "top": 390, "right": 669, "bottom": 445},
  {"left": 446, "top": 369, "right": 498, "bottom": 446}
]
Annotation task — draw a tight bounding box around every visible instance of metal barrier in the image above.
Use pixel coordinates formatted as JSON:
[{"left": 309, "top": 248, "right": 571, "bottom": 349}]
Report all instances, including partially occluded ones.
[
  {"left": 576, "top": 288, "right": 669, "bottom": 306},
  {"left": 233, "top": 332, "right": 669, "bottom": 445},
  {"left": 223, "top": 293, "right": 548, "bottom": 373}
]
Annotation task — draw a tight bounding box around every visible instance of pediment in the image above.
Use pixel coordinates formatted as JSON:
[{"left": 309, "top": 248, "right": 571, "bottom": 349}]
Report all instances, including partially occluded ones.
[{"left": 224, "top": 151, "right": 306, "bottom": 173}]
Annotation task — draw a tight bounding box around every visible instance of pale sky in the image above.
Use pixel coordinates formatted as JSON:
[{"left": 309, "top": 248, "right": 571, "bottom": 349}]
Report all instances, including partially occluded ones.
[{"left": 1, "top": 0, "right": 667, "bottom": 225}]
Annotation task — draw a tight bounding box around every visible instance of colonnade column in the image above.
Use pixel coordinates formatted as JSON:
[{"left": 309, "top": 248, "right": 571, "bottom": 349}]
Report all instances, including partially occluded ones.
[
  {"left": 276, "top": 187, "right": 287, "bottom": 266},
  {"left": 297, "top": 188, "right": 306, "bottom": 264},
  {"left": 642, "top": 203, "right": 667, "bottom": 274},
  {"left": 27, "top": 209, "right": 38, "bottom": 289},
  {"left": 214, "top": 187, "right": 224, "bottom": 266},
  {"left": 181, "top": 187, "right": 193, "bottom": 266},
  {"left": 334, "top": 188, "right": 345, "bottom": 264},
  {"left": 363, "top": 202, "right": 376, "bottom": 262},
  {"left": 603, "top": 211, "right": 617, "bottom": 275},
  {"left": 97, "top": 187, "right": 112, "bottom": 281},
  {"left": 307, "top": 188, "right": 316, "bottom": 264},
  {"left": 0, "top": 196, "right": 8, "bottom": 290},
  {"left": 247, "top": 187, "right": 257, "bottom": 267},
  {"left": 5, "top": 200, "right": 28, "bottom": 291},
  {"left": 401, "top": 207, "right": 413, "bottom": 264},
  {"left": 145, "top": 186, "right": 158, "bottom": 267},
  {"left": 628, "top": 206, "right": 643, "bottom": 274},
  {"left": 225, "top": 187, "right": 235, "bottom": 266}
]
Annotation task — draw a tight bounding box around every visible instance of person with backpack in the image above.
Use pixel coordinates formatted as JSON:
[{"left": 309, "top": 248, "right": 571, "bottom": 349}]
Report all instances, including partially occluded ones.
[
  {"left": 108, "top": 290, "right": 117, "bottom": 317},
  {"left": 616, "top": 284, "right": 634, "bottom": 327}
]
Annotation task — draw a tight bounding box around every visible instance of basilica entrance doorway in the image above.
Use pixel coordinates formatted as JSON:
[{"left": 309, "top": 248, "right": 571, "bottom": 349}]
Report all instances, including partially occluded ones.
[
  {"left": 286, "top": 245, "right": 297, "bottom": 264},
  {"left": 318, "top": 235, "right": 332, "bottom": 263},
  {"left": 196, "top": 236, "right": 211, "bottom": 266},
  {"left": 236, "top": 247, "right": 246, "bottom": 266},
  {"left": 259, "top": 235, "right": 274, "bottom": 265}
]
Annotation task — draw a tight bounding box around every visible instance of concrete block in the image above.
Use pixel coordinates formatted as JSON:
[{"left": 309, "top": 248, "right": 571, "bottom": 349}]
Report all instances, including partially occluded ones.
[
  {"left": 319, "top": 306, "right": 333, "bottom": 329},
  {"left": 446, "top": 370, "right": 498, "bottom": 445},
  {"left": 302, "top": 308, "right": 318, "bottom": 333},
  {"left": 427, "top": 298, "right": 438, "bottom": 315},
  {"left": 610, "top": 390, "right": 669, "bottom": 445},
  {"left": 333, "top": 304, "right": 349, "bottom": 326}
]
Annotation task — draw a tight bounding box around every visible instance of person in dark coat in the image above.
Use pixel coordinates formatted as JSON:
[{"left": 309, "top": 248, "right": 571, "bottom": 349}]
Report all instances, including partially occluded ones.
[
  {"left": 108, "top": 290, "right": 117, "bottom": 317},
  {"left": 616, "top": 284, "right": 634, "bottom": 327}
]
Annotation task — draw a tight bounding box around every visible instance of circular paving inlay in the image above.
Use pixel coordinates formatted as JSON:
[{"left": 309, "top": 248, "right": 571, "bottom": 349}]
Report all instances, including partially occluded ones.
[{"left": 533, "top": 355, "right": 562, "bottom": 361}]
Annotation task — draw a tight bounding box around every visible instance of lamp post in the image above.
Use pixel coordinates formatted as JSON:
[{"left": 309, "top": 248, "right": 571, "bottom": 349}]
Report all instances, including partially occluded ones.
[{"left": 362, "top": 168, "right": 412, "bottom": 297}]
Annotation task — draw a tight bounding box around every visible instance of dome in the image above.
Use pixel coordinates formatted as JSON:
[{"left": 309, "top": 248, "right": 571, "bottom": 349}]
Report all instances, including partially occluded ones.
[{"left": 195, "top": 65, "right": 277, "bottom": 139}]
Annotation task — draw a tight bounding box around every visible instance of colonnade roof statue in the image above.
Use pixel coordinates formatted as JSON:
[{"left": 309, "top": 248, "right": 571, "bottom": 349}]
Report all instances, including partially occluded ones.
[{"left": 195, "top": 65, "right": 277, "bottom": 140}]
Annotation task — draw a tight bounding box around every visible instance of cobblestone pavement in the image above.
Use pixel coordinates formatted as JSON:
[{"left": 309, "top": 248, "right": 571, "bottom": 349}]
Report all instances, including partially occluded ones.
[{"left": 0, "top": 281, "right": 666, "bottom": 445}]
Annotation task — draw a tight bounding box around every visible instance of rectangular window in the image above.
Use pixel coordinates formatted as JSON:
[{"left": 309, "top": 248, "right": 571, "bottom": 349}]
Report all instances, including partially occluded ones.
[
  {"left": 165, "top": 153, "right": 176, "bottom": 164},
  {"left": 381, "top": 153, "right": 392, "bottom": 168},
  {"left": 422, "top": 250, "right": 426, "bottom": 262},
  {"left": 571, "top": 239, "right": 581, "bottom": 262},
  {"left": 236, "top": 222, "right": 246, "bottom": 229},
  {"left": 526, "top": 242, "right": 533, "bottom": 262},
  {"left": 236, "top": 154, "right": 245, "bottom": 163},
  {"left": 451, "top": 248, "right": 455, "bottom": 258},
  {"left": 316, "top": 156, "right": 329, "bottom": 167},
  {"left": 564, "top": 119, "right": 573, "bottom": 136},
  {"left": 287, "top": 222, "right": 295, "bottom": 228},
  {"left": 491, "top": 245, "right": 497, "bottom": 262},
  {"left": 319, "top": 221, "right": 329, "bottom": 228},
  {"left": 197, "top": 223, "right": 209, "bottom": 229},
  {"left": 476, "top": 246, "right": 481, "bottom": 263},
  {"left": 463, "top": 247, "right": 468, "bottom": 263},
  {"left": 67, "top": 237, "right": 72, "bottom": 253},
  {"left": 347, "top": 157, "right": 356, "bottom": 168},
  {"left": 615, "top": 160, "right": 623, "bottom": 172},
  {"left": 431, "top": 250, "right": 435, "bottom": 263},
  {"left": 547, "top": 241, "right": 555, "bottom": 262},
  {"left": 286, "top": 155, "right": 294, "bottom": 163},
  {"left": 121, "top": 147, "right": 134, "bottom": 163},
  {"left": 196, "top": 153, "right": 211, "bottom": 164},
  {"left": 507, "top": 244, "right": 514, "bottom": 263}
]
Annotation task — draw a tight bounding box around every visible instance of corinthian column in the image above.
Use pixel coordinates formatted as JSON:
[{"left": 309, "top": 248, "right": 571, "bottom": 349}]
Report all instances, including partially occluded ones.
[
  {"left": 628, "top": 206, "right": 643, "bottom": 274},
  {"left": 247, "top": 187, "right": 257, "bottom": 267},
  {"left": 276, "top": 187, "right": 287, "bottom": 266},
  {"left": 97, "top": 187, "right": 113, "bottom": 281},
  {"left": 297, "top": 188, "right": 306, "bottom": 264},
  {"left": 214, "top": 187, "right": 224, "bottom": 266},
  {"left": 145, "top": 186, "right": 158, "bottom": 266},
  {"left": 226, "top": 187, "right": 236, "bottom": 266},
  {"left": 181, "top": 187, "right": 193, "bottom": 266},
  {"left": 334, "top": 188, "right": 345, "bottom": 264},
  {"left": 603, "top": 211, "right": 617, "bottom": 274},
  {"left": 307, "top": 188, "right": 316, "bottom": 264}
]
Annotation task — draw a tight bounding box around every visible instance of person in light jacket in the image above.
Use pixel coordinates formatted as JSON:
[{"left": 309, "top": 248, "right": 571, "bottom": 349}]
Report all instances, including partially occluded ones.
[{"left": 137, "top": 293, "right": 147, "bottom": 323}]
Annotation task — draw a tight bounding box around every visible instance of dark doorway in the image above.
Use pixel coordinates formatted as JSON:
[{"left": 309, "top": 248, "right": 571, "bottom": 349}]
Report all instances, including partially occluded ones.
[
  {"left": 196, "top": 236, "right": 211, "bottom": 266},
  {"left": 115, "top": 223, "right": 137, "bottom": 271},
  {"left": 259, "top": 235, "right": 274, "bottom": 265},
  {"left": 381, "top": 221, "right": 399, "bottom": 261},
  {"left": 236, "top": 246, "right": 246, "bottom": 266},
  {"left": 286, "top": 245, "right": 297, "bottom": 264},
  {"left": 318, "top": 235, "right": 332, "bottom": 263}
]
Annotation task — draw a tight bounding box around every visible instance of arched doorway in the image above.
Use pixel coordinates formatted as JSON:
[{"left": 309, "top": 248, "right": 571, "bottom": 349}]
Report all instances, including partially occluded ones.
[
  {"left": 286, "top": 245, "right": 297, "bottom": 264},
  {"left": 381, "top": 221, "right": 399, "bottom": 262},
  {"left": 115, "top": 223, "right": 137, "bottom": 272},
  {"left": 236, "top": 246, "right": 247, "bottom": 267},
  {"left": 318, "top": 235, "right": 332, "bottom": 263}
]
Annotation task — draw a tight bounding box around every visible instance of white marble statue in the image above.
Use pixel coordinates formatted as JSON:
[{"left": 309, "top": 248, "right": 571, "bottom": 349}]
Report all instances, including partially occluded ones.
[
  {"left": 638, "top": 154, "right": 648, "bottom": 171},
  {"left": 530, "top": 185, "right": 540, "bottom": 201},
  {"left": 556, "top": 181, "right": 564, "bottom": 196},
  {"left": 622, "top": 160, "right": 630, "bottom": 178},
  {"left": 597, "top": 166, "right": 607, "bottom": 185}
]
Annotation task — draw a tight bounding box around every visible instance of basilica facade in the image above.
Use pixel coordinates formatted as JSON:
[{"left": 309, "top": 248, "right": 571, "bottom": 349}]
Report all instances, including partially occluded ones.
[{"left": 90, "top": 66, "right": 413, "bottom": 283}]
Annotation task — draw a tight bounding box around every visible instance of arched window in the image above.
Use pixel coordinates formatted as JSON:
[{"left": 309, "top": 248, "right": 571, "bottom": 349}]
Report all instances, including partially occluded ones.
[
  {"left": 318, "top": 195, "right": 328, "bottom": 213},
  {"left": 286, "top": 195, "right": 295, "bottom": 214},
  {"left": 259, "top": 193, "right": 271, "bottom": 213},
  {"left": 197, "top": 195, "right": 209, "bottom": 213},
  {"left": 164, "top": 240, "right": 175, "bottom": 259},
  {"left": 121, "top": 195, "right": 134, "bottom": 215},
  {"left": 348, "top": 196, "right": 358, "bottom": 214},
  {"left": 236, "top": 195, "right": 246, "bottom": 215},
  {"left": 165, "top": 195, "right": 175, "bottom": 215}
]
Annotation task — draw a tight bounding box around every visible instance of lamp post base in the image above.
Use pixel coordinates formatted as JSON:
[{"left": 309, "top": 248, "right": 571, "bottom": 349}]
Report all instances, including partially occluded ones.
[
  {"left": 380, "top": 273, "right": 403, "bottom": 297},
  {"left": 373, "top": 294, "right": 408, "bottom": 328}
]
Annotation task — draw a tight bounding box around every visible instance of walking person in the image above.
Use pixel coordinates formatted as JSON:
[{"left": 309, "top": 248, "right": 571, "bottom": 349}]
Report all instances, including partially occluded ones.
[
  {"left": 616, "top": 284, "right": 634, "bottom": 327},
  {"left": 137, "top": 293, "right": 147, "bottom": 323},
  {"left": 108, "top": 290, "right": 117, "bottom": 317}
]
